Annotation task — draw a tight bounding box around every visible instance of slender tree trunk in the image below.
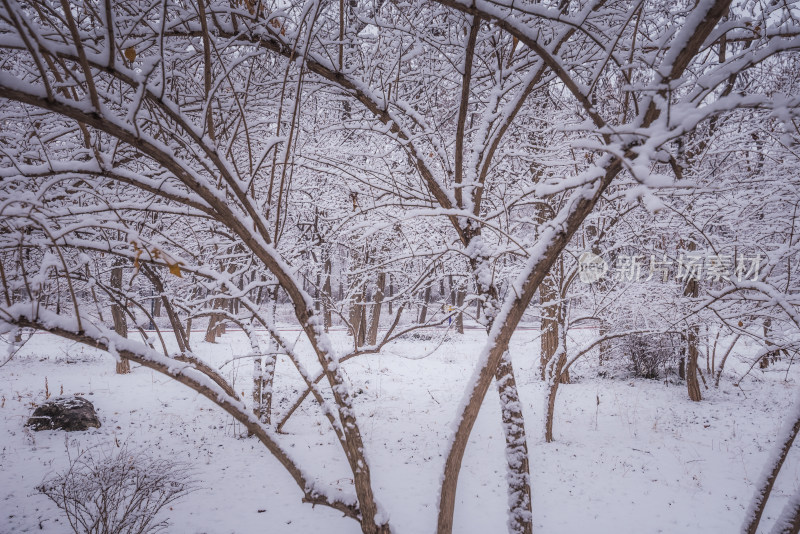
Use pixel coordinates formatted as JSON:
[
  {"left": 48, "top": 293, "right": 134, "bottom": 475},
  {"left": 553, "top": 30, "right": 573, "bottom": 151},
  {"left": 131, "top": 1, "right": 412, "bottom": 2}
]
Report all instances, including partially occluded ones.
[
  {"left": 315, "top": 269, "right": 321, "bottom": 312},
  {"left": 387, "top": 274, "right": 393, "bottom": 315},
  {"left": 685, "top": 275, "right": 701, "bottom": 401},
  {"left": 686, "top": 324, "right": 702, "bottom": 401},
  {"left": 254, "top": 287, "right": 279, "bottom": 423},
  {"left": 349, "top": 281, "right": 367, "bottom": 348},
  {"left": 743, "top": 409, "right": 800, "bottom": 534},
  {"left": 544, "top": 324, "right": 569, "bottom": 443},
  {"left": 455, "top": 288, "right": 465, "bottom": 334},
  {"left": 715, "top": 334, "right": 741, "bottom": 387},
  {"left": 761, "top": 317, "right": 779, "bottom": 368},
  {"left": 598, "top": 319, "right": 609, "bottom": 365},
  {"left": 357, "top": 285, "right": 367, "bottom": 347},
  {"left": 253, "top": 351, "right": 264, "bottom": 419},
  {"left": 143, "top": 265, "right": 190, "bottom": 353},
  {"left": 448, "top": 274, "right": 455, "bottom": 308},
  {"left": 110, "top": 262, "right": 130, "bottom": 374},
  {"left": 418, "top": 285, "right": 432, "bottom": 324},
  {"left": 366, "top": 272, "right": 385, "bottom": 345},
  {"left": 323, "top": 256, "right": 332, "bottom": 332}
]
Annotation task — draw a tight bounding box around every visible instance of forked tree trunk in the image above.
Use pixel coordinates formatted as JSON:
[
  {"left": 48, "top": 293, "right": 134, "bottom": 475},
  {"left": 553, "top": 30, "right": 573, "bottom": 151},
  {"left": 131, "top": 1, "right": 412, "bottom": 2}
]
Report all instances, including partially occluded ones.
[
  {"left": 540, "top": 273, "right": 568, "bottom": 384},
  {"left": 205, "top": 298, "right": 223, "bottom": 343},
  {"left": 110, "top": 262, "right": 130, "bottom": 374},
  {"left": 366, "top": 272, "right": 386, "bottom": 345},
  {"left": 349, "top": 283, "right": 367, "bottom": 348},
  {"left": 142, "top": 265, "right": 190, "bottom": 353},
  {"left": 205, "top": 257, "right": 240, "bottom": 343},
  {"left": 544, "top": 325, "right": 569, "bottom": 443}
]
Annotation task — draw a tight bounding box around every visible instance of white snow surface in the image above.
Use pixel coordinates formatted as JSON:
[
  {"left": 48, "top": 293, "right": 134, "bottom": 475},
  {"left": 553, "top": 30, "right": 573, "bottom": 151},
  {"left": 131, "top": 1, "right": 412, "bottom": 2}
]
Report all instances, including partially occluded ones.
[{"left": 1, "top": 325, "right": 798, "bottom": 533}]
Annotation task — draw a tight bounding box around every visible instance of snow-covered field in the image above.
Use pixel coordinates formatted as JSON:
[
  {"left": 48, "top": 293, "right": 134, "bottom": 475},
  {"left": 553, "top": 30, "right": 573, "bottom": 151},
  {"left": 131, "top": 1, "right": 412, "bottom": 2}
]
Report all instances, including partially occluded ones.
[{"left": 1, "top": 327, "right": 797, "bottom": 533}]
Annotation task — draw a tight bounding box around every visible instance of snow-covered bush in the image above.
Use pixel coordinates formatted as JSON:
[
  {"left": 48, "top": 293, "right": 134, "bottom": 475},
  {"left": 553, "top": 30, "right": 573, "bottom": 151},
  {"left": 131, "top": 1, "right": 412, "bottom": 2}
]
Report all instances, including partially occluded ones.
[{"left": 38, "top": 444, "right": 196, "bottom": 534}]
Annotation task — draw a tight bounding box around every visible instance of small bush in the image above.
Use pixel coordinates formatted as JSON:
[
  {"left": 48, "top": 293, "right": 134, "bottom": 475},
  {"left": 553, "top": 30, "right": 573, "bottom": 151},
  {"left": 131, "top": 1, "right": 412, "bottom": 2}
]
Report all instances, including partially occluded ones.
[
  {"left": 38, "top": 443, "right": 196, "bottom": 534},
  {"left": 620, "top": 333, "right": 682, "bottom": 379}
]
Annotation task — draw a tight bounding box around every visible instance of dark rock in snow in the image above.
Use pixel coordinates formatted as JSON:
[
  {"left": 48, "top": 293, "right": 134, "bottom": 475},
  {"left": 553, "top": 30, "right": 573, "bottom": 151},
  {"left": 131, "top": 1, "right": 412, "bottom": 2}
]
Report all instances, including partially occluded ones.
[{"left": 25, "top": 396, "right": 101, "bottom": 431}]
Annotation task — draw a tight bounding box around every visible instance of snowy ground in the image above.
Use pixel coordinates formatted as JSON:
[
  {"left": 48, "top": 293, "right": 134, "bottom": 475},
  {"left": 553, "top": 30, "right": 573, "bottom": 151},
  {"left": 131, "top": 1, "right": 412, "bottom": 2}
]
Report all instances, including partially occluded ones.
[{"left": 1, "top": 325, "right": 798, "bottom": 533}]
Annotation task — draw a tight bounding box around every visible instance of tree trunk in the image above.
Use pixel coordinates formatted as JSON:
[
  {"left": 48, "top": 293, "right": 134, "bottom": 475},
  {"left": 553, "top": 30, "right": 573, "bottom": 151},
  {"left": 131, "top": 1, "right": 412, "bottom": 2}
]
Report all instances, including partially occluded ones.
[
  {"left": 254, "top": 288, "right": 279, "bottom": 423},
  {"left": 366, "top": 272, "right": 385, "bottom": 345},
  {"left": 545, "top": 345, "right": 568, "bottom": 442},
  {"left": 387, "top": 275, "right": 393, "bottom": 315},
  {"left": 771, "top": 493, "right": 800, "bottom": 534},
  {"left": 323, "top": 256, "right": 332, "bottom": 332},
  {"left": 143, "top": 265, "right": 190, "bottom": 353},
  {"left": 686, "top": 324, "right": 702, "bottom": 401},
  {"left": 684, "top": 275, "right": 701, "bottom": 401},
  {"left": 474, "top": 272, "right": 533, "bottom": 534},
  {"left": 598, "top": 319, "right": 609, "bottom": 365},
  {"left": 540, "top": 273, "right": 568, "bottom": 383},
  {"left": 495, "top": 352, "right": 532, "bottom": 534},
  {"left": 358, "top": 288, "right": 367, "bottom": 347},
  {"left": 418, "top": 285, "right": 432, "bottom": 324},
  {"left": 110, "top": 262, "right": 130, "bottom": 374},
  {"left": 715, "top": 334, "right": 741, "bottom": 387},
  {"left": 543, "top": 300, "right": 570, "bottom": 443},
  {"left": 205, "top": 298, "right": 222, "bottom": 343},
  {"left": 315, "top": 269, "right": 321, "bottom": 312},
  {"left": 349, "top": 283, "right": 366, "bottom": 348},
  {"left": 761, "top": 317, "right": 779, "bottom": 368},
  {"left": 455, "top": 288, "right": 465, "bottom": 334},
  {"left": 743, "top": 409, "right": 800, "bottom": 534}
]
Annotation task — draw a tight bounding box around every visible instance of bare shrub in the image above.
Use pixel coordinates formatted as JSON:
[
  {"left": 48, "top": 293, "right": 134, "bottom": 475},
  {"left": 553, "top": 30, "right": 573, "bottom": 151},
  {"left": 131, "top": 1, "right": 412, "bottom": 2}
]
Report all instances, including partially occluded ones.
[
  {"left": 38, "top": 443, "right": 196, "bottom": 534},
  {"left": 621, "top": 333, "right": 682, "bottom": 379}
]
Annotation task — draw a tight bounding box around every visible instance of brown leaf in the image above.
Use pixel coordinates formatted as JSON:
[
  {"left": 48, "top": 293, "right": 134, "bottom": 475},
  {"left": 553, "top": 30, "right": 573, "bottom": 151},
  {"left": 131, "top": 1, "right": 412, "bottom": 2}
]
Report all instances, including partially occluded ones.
[
  {"left": 124, "top": 47, "right": 136, "bottom": 62},
  {"left": 168, "top": 263, "right": 182, "bottom": 278}
]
